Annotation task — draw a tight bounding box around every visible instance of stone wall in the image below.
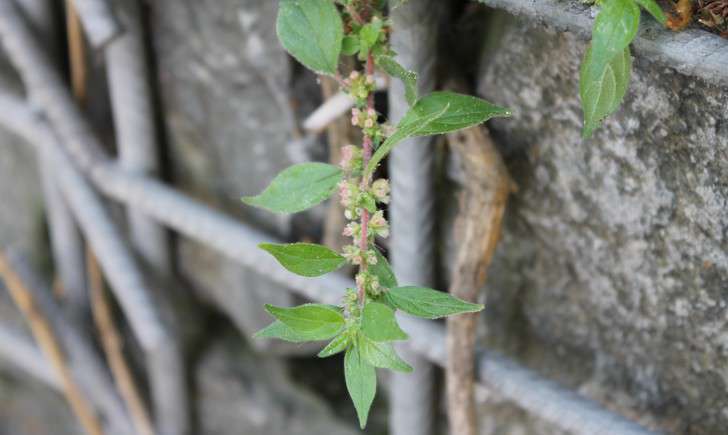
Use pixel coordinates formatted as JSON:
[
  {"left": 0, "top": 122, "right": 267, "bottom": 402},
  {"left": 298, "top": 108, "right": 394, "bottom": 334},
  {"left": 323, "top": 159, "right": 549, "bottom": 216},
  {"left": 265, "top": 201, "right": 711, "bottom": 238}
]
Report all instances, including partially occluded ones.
[{"left": 465, "top": 11, "right": 727, "bottom": 435}]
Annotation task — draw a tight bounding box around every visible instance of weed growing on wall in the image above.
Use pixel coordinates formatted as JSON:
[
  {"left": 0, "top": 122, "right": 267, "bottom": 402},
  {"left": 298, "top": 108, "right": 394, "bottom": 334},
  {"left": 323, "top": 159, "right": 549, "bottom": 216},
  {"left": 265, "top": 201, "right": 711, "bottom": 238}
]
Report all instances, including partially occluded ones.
[{"left": 242, "top": 0, "right": 510, "bottom": 428}]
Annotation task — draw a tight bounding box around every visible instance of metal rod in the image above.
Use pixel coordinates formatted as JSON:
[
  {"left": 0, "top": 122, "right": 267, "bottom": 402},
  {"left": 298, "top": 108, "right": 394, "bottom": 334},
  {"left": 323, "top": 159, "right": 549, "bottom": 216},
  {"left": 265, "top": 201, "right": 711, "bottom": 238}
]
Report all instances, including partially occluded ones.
[
  {"left": 387, "top": 0, "right": 443, "bottom": 433},
  {"left": 18, "top": 0, "right": 87, "bottom": 317},
  {"left": 105, "top": 0, "right": 169, "bottom": 274},
  {"left": 0, "top": 325, "right": 61, "bottom": 390}
]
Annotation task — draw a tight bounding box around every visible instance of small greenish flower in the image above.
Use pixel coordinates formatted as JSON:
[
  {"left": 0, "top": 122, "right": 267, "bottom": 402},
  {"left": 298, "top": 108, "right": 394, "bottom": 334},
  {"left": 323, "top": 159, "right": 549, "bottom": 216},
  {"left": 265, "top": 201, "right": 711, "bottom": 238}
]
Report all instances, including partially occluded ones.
[
  {"left": 371, "top": 179, "right": 390, "bottom": 204},
  {"left": 340, "top": 144, "right": 363, "bottom": 172},
  {"left": 368, "top": 210, "right": 389, "bottom": 238}
]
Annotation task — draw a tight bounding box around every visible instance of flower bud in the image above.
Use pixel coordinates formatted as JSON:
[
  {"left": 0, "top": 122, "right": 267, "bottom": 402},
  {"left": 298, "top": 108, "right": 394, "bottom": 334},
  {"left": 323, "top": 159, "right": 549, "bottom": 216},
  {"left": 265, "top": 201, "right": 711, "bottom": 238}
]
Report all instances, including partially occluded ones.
[
  {"left": 355, "top": 272, "right": 382, "bottom": 297},
  {"left": 339, "top": 145, "right": 363, "bottom": 172},
  {"left": 369, "top": 210, "right": 390, "bottom": 238},
  {"left": 342, "top": 222, "right": 360, "bottom": 238},
  {"left": 343, "top": 245, "right": 363, "bottom": 265},
  {"left": 338, "top": 180, "right": 358, "bottom": 208},
  {"left": 365, "top": 250, "right": 378, "bottom": 265},
  {"left": 350, "top": 71, "right": 360, "bottom": 79},
  {"left": 371, "top": 178, "right": 390, "bottom": 203}
]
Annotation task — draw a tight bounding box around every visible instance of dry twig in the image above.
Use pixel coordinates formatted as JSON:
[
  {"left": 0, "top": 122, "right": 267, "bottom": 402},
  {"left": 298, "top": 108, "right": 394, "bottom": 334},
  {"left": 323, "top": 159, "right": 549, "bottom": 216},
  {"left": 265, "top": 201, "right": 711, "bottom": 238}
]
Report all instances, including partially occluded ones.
[
  {"left": 88, "top": 249, "right": 156, "bottom": 435},
  {"left": 321, "top": 74, "right": 361, "bottom": 252},
  {"left": 0, "top": 251, "right": 104, "bottom": 435},
  {"left": 445, "top": 124, "right": 514, "bottom": 435}
]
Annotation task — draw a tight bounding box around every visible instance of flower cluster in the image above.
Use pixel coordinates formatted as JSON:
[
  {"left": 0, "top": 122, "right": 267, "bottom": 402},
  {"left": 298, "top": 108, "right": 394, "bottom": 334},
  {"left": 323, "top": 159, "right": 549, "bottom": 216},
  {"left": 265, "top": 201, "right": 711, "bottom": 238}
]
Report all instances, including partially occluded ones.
[
  {"left": 352, "top": 107, "right": 384, "bottom": 141},
  {"left": 343, "top": 288, "right": 361, "bottom": 320},
  {"left": 343, "top": 70, "right": 376, "bottom": 102},
  {"left": 356, "top": 271, "right": 381, "bottom": 297},
  {"left": 343, "top": 245, "right": 377, "bottom": 266},
  {"left": 339, "top": 174, "right": 391, "bottom": 297},
  {"left": 339, "top": 145, "right": 363, "bottom": 173}
]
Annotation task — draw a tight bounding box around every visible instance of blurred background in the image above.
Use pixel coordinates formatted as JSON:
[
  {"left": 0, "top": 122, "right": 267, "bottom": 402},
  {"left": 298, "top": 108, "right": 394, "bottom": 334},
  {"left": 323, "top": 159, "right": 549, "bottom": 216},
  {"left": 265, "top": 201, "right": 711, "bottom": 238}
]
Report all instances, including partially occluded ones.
[{"left": 0, "top": 0, "right": 726, "bottom": 434}]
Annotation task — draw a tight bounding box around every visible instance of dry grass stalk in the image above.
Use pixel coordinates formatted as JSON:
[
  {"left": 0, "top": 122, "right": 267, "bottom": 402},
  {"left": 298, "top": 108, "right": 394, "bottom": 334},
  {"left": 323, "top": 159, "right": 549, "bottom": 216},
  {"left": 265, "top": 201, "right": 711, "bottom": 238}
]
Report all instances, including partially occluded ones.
[{"left": 0, "top": 251, "right": 104, "bottom": 435}]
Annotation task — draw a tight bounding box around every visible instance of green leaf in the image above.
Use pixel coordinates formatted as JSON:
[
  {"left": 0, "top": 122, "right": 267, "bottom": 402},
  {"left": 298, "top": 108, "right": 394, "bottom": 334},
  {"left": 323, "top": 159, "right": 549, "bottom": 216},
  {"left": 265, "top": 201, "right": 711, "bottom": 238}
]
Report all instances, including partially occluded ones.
[
  {"left": 259, "top": 242, "right": 346, "bottom": 277},
  {"left": 359, "top": 335, "right": 413, "bottom": 372},
  {"left": 362, "top": 302, "right": 408, "bottom": 342},
  {"left": 276, "top": 0, "right": 343, "bottom": 75},
  {"left": 366, "top": 103, "right": 450, "bottom": 175},
  {"left": 634, "top": 0, "right": 667, "bottom": 25},
  {"left": 385, "top": 286, "right": 484, "bottom": 319},
  {"left": 376, "top": 55, "right": 418, "bottom": 106},
  {"left": 370, "top": 249, "right": 397, "bottom": 289},
  {"left": 264, "top": 303, "right": 344, "bottom": 341},
  {"left": 398, "top": 92, "right": 511, "bottom": 136},
  {"left": 359, "top": 18, "right": 384, "bottom": 51},
  {"left": 580, "top": 46, "right": 632, "bottom": 138},
  {"left": 591, "top": 0, "right": 640, "bottom": 73},
  {"left": 341, "top": 35, "right": 360, "bottom": 56},
  {"left": 318, "top": 333, "right": 350, "bottom": 358},
  {"left": 242, "top": 162, "right": 343, "bottom": 214},
  {"left": 365, "top": 92, "right": 511, "bottom": 175},
  {"left": 344, "top": 344, "right": 377, "bottom": 429},
  {"left": 253, "top": 320, "right": 311, "bottom": 343}
]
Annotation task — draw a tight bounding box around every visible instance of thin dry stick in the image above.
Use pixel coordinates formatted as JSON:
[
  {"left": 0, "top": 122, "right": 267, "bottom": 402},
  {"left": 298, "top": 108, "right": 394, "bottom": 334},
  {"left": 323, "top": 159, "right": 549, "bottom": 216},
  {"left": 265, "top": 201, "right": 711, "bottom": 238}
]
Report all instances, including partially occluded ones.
[
  {"left": 445, "top": 124, "right": 514, "bottom": 435},
  {"left": 66, "top": 0, "right": 87, "bottom": 104},
  {"left": 19, "top": 0, "right": 87, "bottom": 312},
  {"left": 67, "top": 0, "right": 121, "bottom": 49},
  {"left": 88, "top": 249, "right": 156, "bottom": 435},
  {"left": 67, "top": 6, "right": 156, "bottom": 433},
  {"left": 0, "top": 251, "right": 104, "bottom": 435}
]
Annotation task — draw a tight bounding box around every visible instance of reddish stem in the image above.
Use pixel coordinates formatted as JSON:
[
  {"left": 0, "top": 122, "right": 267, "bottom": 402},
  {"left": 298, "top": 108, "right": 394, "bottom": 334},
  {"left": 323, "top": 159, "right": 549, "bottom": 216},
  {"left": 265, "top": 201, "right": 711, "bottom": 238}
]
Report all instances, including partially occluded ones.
[{"left": 356, "top": 52, "right": 376, "bottom": 305}]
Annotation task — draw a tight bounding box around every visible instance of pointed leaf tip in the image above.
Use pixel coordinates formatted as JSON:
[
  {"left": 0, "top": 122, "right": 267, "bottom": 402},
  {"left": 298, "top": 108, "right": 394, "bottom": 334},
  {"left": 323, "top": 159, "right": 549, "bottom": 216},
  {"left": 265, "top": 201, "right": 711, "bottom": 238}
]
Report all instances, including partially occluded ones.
[
  {"left": 344, "top": 344, "right": 376, "bottom": 429},
  {"left": 242, "top": 162, "right": 343, "bottom": 214}
]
